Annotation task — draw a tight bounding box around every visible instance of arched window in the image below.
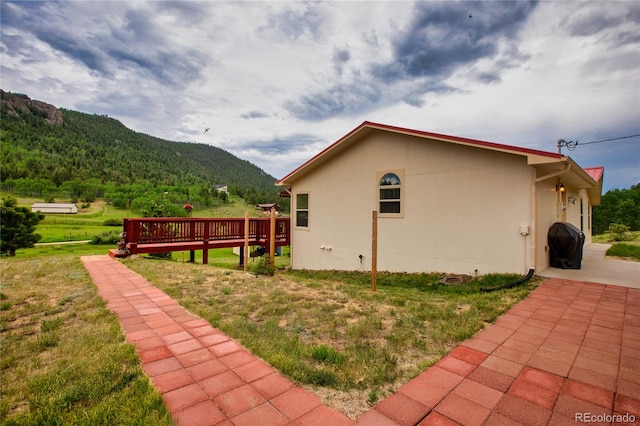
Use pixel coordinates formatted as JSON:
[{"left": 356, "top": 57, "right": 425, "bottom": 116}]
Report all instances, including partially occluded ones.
[{"left": 379, "top": 172, "right": 401, "bottom": 214}]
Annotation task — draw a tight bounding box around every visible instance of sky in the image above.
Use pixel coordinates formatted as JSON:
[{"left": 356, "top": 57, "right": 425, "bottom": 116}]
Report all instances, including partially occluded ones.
[{"left": 1, "top": 1, "right": 639, "bottom": 192}]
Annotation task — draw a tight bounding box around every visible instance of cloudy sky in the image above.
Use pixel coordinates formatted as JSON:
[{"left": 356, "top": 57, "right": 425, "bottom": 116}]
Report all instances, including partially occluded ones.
[{"left": 2, "top": 1, "right": 638, "bottom": 191}]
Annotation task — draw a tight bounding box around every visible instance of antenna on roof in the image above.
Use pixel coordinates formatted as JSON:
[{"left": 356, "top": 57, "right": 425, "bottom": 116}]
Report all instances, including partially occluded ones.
[{"left": 557, "top": 139, "right": 578, "bottom": 154}]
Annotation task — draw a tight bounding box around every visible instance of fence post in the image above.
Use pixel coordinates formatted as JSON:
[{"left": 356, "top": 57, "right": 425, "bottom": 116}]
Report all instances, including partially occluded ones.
[
  {"left": 372, "top": 211, "right": 377, "bottom": 292},
  {"left": 244, "top": 212, "right": 249, "bottom": 272},
  {"left": 201, "top": 220, "right": 209, "bottom": 265},
  {"left": 270, "top": 207, "right": 276, "bottom": 266},
  {"left": 189, "top": 220, "right": 196, "bottom": 262}
]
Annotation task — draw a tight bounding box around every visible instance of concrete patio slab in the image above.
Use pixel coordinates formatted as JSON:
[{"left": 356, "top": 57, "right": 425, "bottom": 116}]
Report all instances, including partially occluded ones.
[{"left": 539, "top": 243, "right": 639, "bottom": 289}]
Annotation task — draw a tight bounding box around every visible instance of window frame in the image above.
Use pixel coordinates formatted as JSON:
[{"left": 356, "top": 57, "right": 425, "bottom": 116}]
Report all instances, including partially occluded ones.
[
  {"left": 295, "top": 192, "right": 310, "bottom": 228},
  {"left": 376, "top": 169, "right": 405, "bottom": 218}
]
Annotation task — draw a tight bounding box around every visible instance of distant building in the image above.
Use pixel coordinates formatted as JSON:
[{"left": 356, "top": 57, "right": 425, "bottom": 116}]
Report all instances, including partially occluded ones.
[
  {"left": 31, "top": 203, "right": 78, "bottom": 214},
  {"left": 257, "top": 203, "right": 281, "bottom": 212},
  {"left": 214, "top": 184, "right": 229, "bottom": 194}
]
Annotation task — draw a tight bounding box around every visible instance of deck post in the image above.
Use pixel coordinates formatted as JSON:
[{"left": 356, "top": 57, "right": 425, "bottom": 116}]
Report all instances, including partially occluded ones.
[
  {"left": 269, "top": 207, "right": 276, "bottom": 266},
  {"left": 202, "top": 219, "right": 209, "bottom": 265},
  {"left": 190, "top": 220, "right": 196, "bottom": 262},
  {"left": 244, "top": 212, "right": 249, "bottom": 272},
  {"left": 372, "top": 211, "right": 378, "bottom": 292}
]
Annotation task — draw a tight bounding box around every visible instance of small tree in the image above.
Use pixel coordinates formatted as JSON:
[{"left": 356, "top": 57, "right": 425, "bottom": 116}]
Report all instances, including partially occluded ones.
[
  {"left": 610, "top": 223, "right": 631, "bottom": 241},
  {"left": 142, "top": 200, "right": 171, "bottom": 259},
  {"left": 0, "top": 197, "right": 44, "bottom": 256},
  {"left": 141, "top": 200, "right": 166, "bottom": 218}
]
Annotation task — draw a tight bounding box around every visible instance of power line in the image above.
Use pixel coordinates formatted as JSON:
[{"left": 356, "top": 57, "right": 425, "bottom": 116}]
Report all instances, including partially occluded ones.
[
  {"left": 557, "top": 133, "right": 640, "bottom": 153},
  {"left": 579, "top": 133, "right": 640, "bottom": 145}
]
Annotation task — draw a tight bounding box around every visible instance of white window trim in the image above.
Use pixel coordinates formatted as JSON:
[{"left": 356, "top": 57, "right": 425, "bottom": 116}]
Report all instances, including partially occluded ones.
[
  {"left": 295, "top": 192, "right": 310, "bottom": 229},
  {"left": 376, "top": 169, "right": 405, "bottom": 218}
]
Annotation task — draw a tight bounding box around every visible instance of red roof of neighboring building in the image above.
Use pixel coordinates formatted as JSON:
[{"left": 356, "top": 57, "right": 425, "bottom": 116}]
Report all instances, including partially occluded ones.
[{"left": 584, "top": 167, "right": 604, "bottom": 183}]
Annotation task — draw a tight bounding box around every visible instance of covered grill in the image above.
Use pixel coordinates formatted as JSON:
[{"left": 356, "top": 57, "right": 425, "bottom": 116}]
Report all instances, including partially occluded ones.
[{"left": 548, "top": 222, "right": 585, "bottom": 269}]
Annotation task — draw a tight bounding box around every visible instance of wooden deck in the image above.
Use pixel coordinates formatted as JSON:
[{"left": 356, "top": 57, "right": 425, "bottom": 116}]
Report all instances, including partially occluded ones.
[{"left": 114, "top": 217, "right": 290, "bottom": 264}]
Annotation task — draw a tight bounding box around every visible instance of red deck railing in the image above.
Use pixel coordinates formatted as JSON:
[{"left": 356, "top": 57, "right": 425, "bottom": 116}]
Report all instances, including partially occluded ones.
[{"left": 121, "top": 217, "right": 290, "bottom": 264}]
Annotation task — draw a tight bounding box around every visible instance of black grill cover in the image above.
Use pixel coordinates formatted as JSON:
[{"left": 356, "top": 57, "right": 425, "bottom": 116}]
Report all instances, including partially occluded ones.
[{"left": 548, "top": 222, "right": 585, "bottom": 269}]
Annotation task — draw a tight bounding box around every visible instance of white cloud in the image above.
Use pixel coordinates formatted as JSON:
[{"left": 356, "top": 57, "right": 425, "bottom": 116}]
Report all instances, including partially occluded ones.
[{"left": 1, "top": 1, "right": 638, "bottom": 190}]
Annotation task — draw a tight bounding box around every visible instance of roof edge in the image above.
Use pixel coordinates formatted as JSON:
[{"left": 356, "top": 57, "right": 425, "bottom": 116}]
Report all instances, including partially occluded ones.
[
  {"left": 362, "top": 121, "right": 563, "bottom": 160},
  {"left": 276, "top": 121, "right": 370, "bottom": 185},
  {"left": 277, "top": 120, "right": 564, "bottom": 186}
]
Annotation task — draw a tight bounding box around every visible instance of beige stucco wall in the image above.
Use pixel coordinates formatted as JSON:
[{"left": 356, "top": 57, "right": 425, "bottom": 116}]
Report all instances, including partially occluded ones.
[
  {"left": 290, "top": 133, "right": 537, "bottom": 275},
  {"left": 534, "top": 179, "right": 557, "bottom": 272},
  {"left": 534, "top": 180, "right": 594, "bottom": 273}
]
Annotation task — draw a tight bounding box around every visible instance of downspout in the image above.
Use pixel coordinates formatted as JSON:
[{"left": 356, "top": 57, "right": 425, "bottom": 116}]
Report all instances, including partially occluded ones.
[
  {"left": 282, "top": 186, "right": 293, "bottom": 267},
  {"left": 530, "top": 169, "right": 537, "bottom": 273}
]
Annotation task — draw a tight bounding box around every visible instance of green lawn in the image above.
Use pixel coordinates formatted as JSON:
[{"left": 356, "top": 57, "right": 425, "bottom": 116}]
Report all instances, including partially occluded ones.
[
  {"left": 29, "top": 197, "right": 274, "bottom": 244},
  {"left": 592, "top": 230, "right": 640, "bottom": 261},
  {"left": 606, "top": 243, "right": 640, "bottom": 261},
  {"left": 12, "top": 243, "right": 114, "bottom": 259}
]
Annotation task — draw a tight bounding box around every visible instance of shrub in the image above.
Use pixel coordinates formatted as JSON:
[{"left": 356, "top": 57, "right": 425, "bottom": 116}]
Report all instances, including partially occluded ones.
[
  {"left": 610, "top": 223, "right": 631, "bottom": 241},
  {"left": 103, "top": 218, "right": 123, "bottom": 226},
  {"left": 91, "top": 231, "right": 121, "bottom": 245},
  {"left": 248, "top": 256, "right": 275, "bottom": 276},
  {"left": 606, "top": 243, "right": 640, "bottom": 261}
]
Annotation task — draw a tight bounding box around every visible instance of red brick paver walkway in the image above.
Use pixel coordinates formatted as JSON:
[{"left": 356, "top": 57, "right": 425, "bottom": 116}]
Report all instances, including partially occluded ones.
[{"left": 82, "top": 255, "right": 640, "bottom": 425}]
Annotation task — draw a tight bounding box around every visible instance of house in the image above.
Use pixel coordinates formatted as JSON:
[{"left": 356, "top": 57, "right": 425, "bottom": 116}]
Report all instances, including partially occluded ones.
[
  {"left": 214, "top": 184, "right": 229, "bottom": 194},
  {"left": 256, "top": 203, "right": 281, "bottom": 212},
  {"left": 276, "top": 121, "right": 604, "bottom": 275},
  {"left": 31, "top": 203, "right": 78, "bottom": 214}
]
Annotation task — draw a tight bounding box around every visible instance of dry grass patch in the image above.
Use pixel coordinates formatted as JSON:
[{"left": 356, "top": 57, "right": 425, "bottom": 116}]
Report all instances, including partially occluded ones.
[
  {"left": 0, "top": 256, "right": 171, "bottom": 425},
  {"left": 124, "top": 258, "right": 538, "bottom": 418}
]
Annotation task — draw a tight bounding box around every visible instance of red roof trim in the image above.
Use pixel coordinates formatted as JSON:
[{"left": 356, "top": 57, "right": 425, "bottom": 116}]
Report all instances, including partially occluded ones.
[
  {"left": 362, "top": 121, "right": 563, "bottom": 159},
  {"left": 277, "top": 121, "right": 563, "bottom": 185},
  {"left": 276, "top": 121, "right": 369, "bottom": 184}
]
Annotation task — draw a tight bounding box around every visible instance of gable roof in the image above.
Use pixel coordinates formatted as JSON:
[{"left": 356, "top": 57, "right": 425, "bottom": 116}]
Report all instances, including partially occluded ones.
[
  {"left": 276, "top": 121, "right": 604, "bottom": 204},
  {"left": 276, "top": 121, "right": 564, "bottom": 186},
  {"left": 583, "top": 166, "right": 605, "bottom": 205}
]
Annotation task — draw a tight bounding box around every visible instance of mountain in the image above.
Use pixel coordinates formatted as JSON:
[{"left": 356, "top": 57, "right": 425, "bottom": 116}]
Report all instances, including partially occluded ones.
[{"left": 0, "top": 90, "right": 277, "bottom": 191}]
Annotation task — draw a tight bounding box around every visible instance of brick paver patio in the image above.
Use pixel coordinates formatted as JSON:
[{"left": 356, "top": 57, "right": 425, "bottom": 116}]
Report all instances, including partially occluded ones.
[{"left": 82, "top": 255, "right": 640, "bottom": 425}]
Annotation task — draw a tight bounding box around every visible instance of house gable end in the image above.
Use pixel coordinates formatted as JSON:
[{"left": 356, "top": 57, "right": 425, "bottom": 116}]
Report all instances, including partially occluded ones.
[{"left": 276, "top": 121, "right": 562, "bottom": 186}]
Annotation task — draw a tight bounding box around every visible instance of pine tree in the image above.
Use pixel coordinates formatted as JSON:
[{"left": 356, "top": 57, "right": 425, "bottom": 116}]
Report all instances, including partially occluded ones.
[{"left": 0, "top": 197, "right": 44, "bottom": 256}]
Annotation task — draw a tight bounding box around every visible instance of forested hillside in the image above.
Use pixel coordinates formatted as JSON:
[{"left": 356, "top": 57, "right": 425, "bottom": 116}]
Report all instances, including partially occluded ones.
[
  {"left": 1, "top": 90, "right": 276, "bottom": 190},
  {"left": 1, "top": 90, "right": 286, "bottom": 213}
]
